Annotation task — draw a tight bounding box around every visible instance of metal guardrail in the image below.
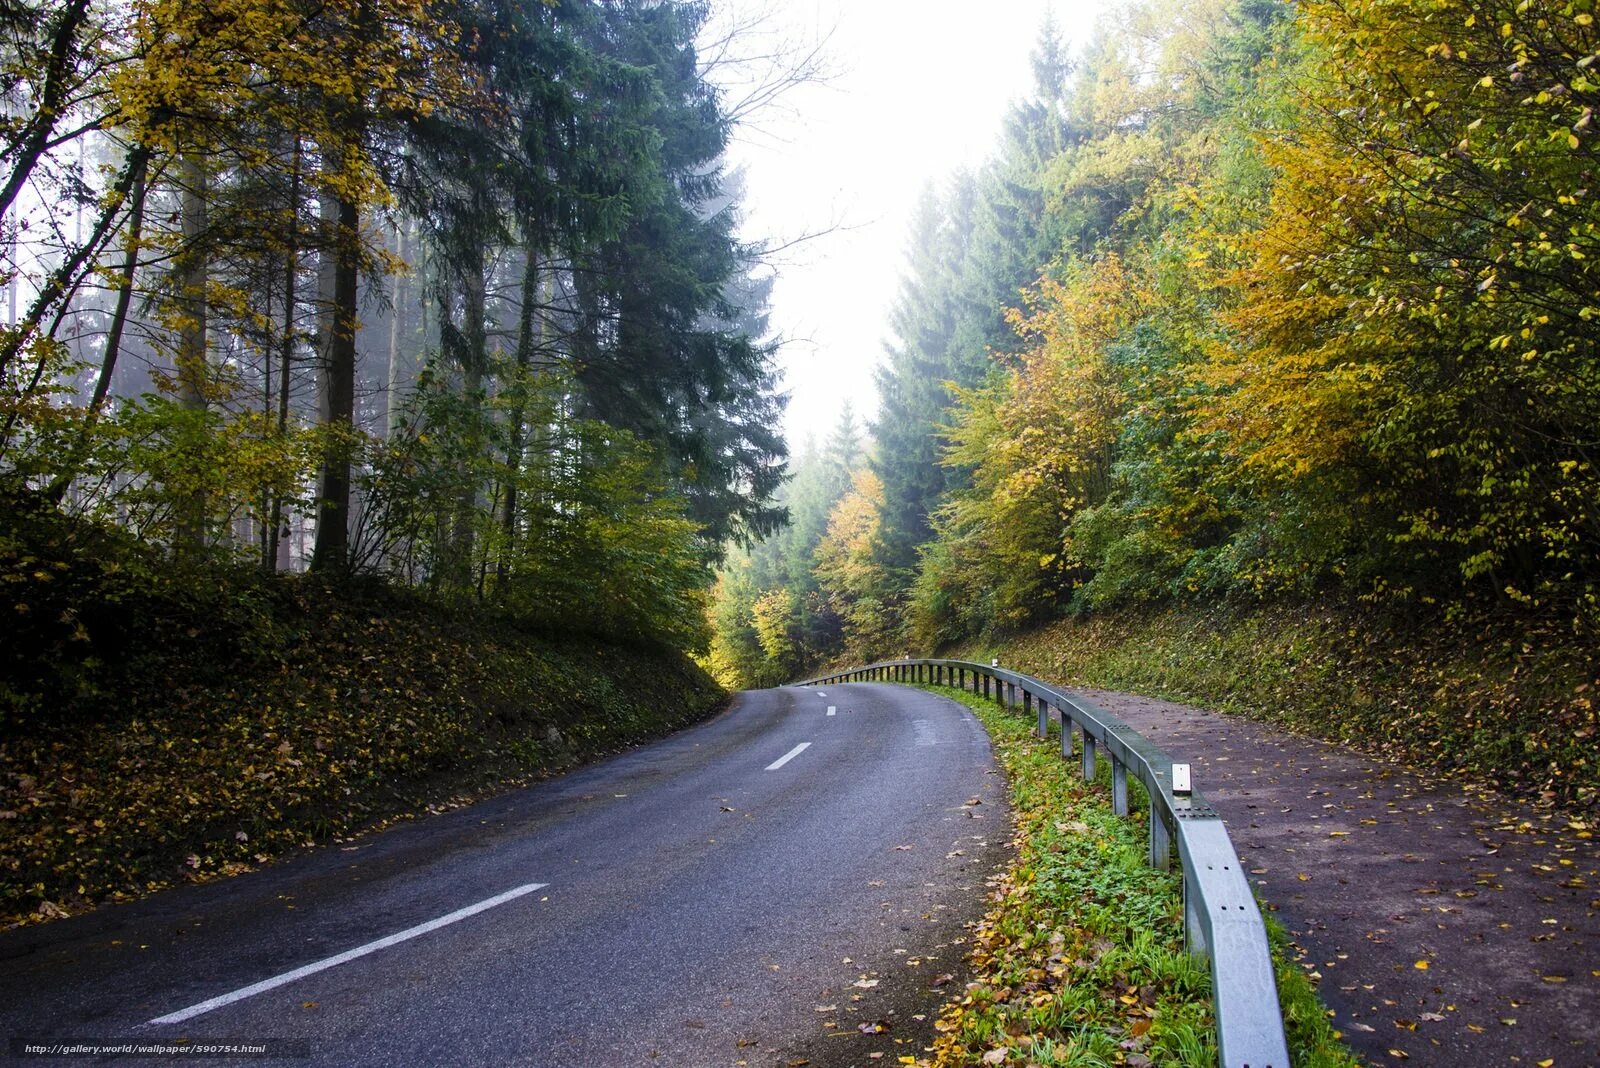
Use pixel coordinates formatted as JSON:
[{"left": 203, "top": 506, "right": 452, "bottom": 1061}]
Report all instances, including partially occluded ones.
[{"left": 798, "top": 658, "right": 1291, "bottom": 1068}]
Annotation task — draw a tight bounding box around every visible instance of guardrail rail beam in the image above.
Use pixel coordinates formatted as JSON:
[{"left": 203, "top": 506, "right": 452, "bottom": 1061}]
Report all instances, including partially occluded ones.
[{"left": 795, "top": 658, "right": 1292, "bottom": 1068}]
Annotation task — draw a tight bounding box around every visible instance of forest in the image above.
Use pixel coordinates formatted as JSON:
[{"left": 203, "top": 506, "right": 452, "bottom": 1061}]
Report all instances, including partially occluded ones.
[
  {"left": 0, "top": 0, "right": 821, "bottom": 921},
  {"left": 711, "top": 0, "right": 1600, "bottom": 717},
  {"left": 1, "top": 0, "right": 790, "bottom": 659}
]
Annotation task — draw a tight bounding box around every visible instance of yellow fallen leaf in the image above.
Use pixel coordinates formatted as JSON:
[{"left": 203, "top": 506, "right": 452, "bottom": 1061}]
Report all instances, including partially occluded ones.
[
  {"left": 1388, "top": 1051, "right": 1408, "bottom": 1060},
  {"left": 1414, "top": 960, "right": 1429, "bottom": 970}
]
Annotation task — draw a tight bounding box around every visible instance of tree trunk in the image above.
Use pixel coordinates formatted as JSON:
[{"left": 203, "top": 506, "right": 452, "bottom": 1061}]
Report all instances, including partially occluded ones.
[
  {"left": 86, "top": 159, "right": 148, "bottom": 418},
  {"left": 0, "top": 0, "right": 92, "bottom": 224},
  {"left": 498, "top": 248, "right": 548, "bottom": 586},
  {"left": 385, "top": 218, "right": 410, "bottom": 438},
  {"left": 264, "top": 137, "right": 302, "bottom": 573},
  {"left": 173, "top": 154, "right": 209, "bottom": 556},
  {"left": 0, "top": 143, "right": 150, "bottom": 383},
  {"left": 450, "top": 251, "right": 487, "bottom": 591},
  {"left": 310, "top": 189, "right": 358, "bottom": 573}
]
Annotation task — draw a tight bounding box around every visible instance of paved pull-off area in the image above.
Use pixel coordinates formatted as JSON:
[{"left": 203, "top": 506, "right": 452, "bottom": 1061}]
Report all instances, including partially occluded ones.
[
  {"left": 0, "top": 686, "right": 1007, "bottom": 1067},
  {"left": 1076, "top": 686, "right": 1599, "bottom": 1067}
]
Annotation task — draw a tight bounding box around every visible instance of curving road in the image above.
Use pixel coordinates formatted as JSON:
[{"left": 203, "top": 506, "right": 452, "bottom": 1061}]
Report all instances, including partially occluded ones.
[{"left": 0, "top": 684, "right": 1007, "bottom": 1067}]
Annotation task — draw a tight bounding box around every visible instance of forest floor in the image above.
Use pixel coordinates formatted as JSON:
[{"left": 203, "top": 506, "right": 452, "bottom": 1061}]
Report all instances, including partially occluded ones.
[
  {"left": 1057, "top": 684, "right": 1597, "bottom": 1067},
  {"left": 0, "top": 495, "right": 726, "bottom": 929}
]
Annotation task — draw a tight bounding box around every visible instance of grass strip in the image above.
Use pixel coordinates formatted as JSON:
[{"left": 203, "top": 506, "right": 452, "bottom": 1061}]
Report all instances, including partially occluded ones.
[{"left": 911, "top": 684, "right": 1356, "bottom": 1068}]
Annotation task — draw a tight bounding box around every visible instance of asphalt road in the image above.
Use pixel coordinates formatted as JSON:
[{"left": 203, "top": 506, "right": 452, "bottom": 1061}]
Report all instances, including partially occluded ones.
[{"left": 0, "top": 683, "right": 1007, "bottom": 1067}]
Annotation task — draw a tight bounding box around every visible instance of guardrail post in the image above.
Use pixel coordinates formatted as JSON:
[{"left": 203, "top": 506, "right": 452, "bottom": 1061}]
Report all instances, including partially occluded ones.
[
  {"left": 1061, "top": 712, "right": 1073, "bottom": 757},
  {"left": 1081, "top": 732, "right": 1097, "bottom": 780},
  {"left": 1031, "top": 693, "right": 1046, "bottom": 737},
  {"left": 1184, "top": 880, "right": 1207, "bottom": 958},
  {"left": 1111, "top": 756, "right": 1128, "bottom": 816},
  {"left": 1150, "top": 810, "right": 1170, "bottom": 871}
]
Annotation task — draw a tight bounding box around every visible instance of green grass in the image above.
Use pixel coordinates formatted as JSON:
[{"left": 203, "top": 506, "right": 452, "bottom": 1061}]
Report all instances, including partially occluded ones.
[{"left": 913, "top": 684, "right": 1357, "bottom": 1068}]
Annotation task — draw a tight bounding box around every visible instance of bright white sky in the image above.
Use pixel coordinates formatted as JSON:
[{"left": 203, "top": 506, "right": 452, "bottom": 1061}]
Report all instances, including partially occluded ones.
[{"left": 710, "top": 0, "right": 1109, "bottom": 452}]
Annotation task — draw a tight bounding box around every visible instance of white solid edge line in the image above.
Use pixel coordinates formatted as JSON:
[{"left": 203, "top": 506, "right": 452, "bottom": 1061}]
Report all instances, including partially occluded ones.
[
  {"left": 826, "top": 706, "right": 836, "bottom": 716},
  {"left": 764, "top": 742, "right": 811, "bottom": 771},
  {"left": 147, "top": 881, "right": 548, "bottom": 1026}
]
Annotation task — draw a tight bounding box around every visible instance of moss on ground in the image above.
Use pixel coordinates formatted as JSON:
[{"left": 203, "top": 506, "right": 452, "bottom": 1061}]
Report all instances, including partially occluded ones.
[{"left": 915, "top": 684, "right": 1356, "bottom": 1068}]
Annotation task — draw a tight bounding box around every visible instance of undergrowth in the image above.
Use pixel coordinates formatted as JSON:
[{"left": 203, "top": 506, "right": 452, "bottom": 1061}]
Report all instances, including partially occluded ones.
[
  {"left": 952, "top": 602, "right": 1598, "bottom": 814},
  {"left": 914, "top": 684, "right": 1356, "bottom": 1068},
  {"left": 0, "top": 495, "right": 725, "bottom": 928}
]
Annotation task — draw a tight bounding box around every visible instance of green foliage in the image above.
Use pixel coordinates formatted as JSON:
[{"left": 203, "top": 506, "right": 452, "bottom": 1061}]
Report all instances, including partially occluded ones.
[
  {"left": 814, "top": 466, "right": 903, "bottom": 657},
  {"left": 359, "top": 364, "right": 712, "bottom": 650},
  {"left": 843, "top": 0, "right": 1600, "bottom": 667},
  {"left": 704, "top": 409, "right": 862, "bottom": 687},
  {"left": 2, "top": 0, "right": 784, "bottom": 662}
]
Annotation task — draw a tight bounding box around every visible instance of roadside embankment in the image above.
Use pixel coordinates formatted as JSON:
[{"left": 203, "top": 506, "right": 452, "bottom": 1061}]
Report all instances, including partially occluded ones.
[
  {"left": 951, "top": 602, "right": 1598, "bottom": 814},
  {"left": 0, "top": 496, "right": 724, "bottom": 928}
]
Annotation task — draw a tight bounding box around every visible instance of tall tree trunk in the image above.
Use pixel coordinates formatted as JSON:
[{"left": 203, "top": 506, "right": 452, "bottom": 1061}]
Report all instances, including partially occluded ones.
[
  {"left": 385, "top": 218, "right": 409, "bottom": 438},
  {"left": 498, "top": 248, "right": 546, "bottom": 586},
  {"left": 311, "top": 188, "right": 358, "bottom": 573},
  {"left": 173, "top": 154, "right": 209, "bottom": 556},
  {"left": 86, "top": 159, "right": 148, "bottom": 418},
  {"left": 265, "top": 137, "right": 302, "bottom": 573},
  {"left": 450, "top": 251, "right": 487, "bottom": 592}
]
